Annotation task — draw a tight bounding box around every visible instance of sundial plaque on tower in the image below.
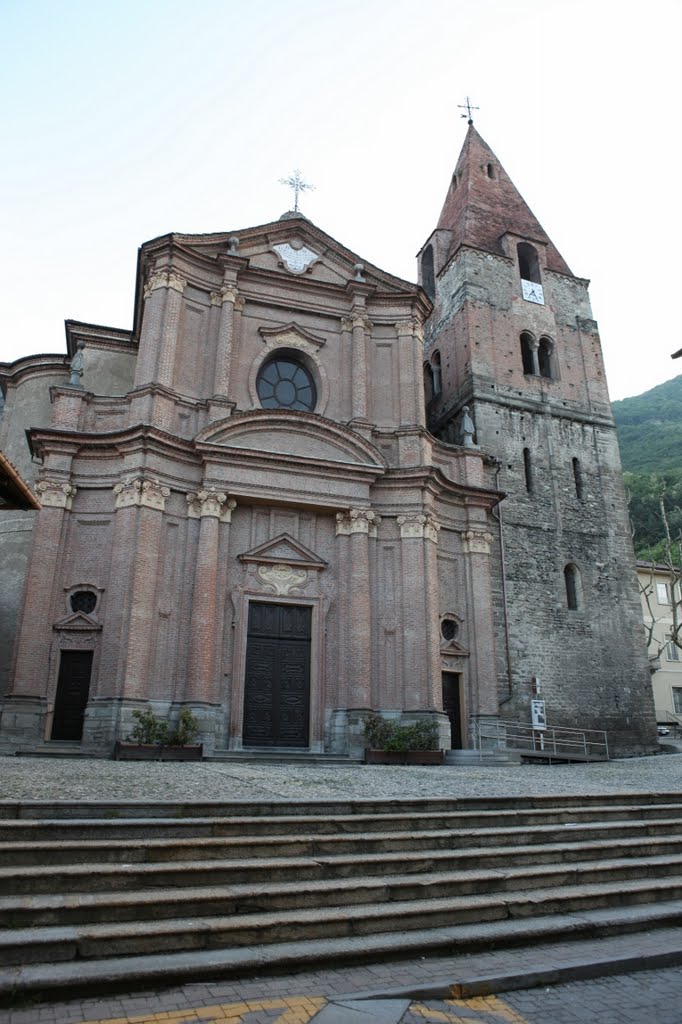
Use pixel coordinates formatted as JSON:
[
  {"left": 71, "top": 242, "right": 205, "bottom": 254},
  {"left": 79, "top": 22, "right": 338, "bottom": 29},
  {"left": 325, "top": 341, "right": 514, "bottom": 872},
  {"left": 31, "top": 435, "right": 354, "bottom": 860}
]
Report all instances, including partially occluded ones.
[{"left": 273, "top": 241, "right": 319, "bottom": 274}]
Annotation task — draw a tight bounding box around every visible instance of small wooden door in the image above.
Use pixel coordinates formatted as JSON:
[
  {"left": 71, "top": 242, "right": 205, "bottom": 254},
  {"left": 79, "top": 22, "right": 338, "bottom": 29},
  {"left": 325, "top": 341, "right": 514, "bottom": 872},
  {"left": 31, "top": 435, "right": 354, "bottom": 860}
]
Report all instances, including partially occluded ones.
[
  {"left": 243, "top": 603, "right": 311, "bottom": 747},
  {"left": 51, "top": 651, "right": 93, "bottom": 741},
  {"left": 442, "top": 672, "right": 463, "bottom": 749}
]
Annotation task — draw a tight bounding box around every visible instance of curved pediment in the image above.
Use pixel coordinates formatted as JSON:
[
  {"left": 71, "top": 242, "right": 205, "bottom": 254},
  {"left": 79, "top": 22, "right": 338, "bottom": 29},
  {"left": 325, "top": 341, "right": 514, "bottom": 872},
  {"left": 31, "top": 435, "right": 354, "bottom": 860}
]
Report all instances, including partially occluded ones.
[{"left": 195, "top": 410, "right": 387, "bottom": 470}]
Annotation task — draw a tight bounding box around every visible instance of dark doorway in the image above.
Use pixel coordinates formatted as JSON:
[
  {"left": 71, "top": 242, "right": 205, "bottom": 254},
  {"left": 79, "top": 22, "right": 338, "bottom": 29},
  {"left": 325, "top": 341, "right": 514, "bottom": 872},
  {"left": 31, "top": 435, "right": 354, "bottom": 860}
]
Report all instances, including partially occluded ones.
[
  {"left": 243, "top": 602, "right": 311, "bottom": 747},
  {"left": 442, "top": 672, "right": 463, "bottom": 749},
  {"left": 51, "top": 650, "right": 93, "bottom": 741}
]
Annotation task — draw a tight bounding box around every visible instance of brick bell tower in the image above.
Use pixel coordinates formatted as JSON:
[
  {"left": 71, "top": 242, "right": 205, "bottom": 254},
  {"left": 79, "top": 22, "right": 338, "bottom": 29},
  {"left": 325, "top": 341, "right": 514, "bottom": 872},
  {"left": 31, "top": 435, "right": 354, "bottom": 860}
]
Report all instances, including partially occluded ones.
[{"left": 419, "top": 123, "right": 656, "bottom": 755}]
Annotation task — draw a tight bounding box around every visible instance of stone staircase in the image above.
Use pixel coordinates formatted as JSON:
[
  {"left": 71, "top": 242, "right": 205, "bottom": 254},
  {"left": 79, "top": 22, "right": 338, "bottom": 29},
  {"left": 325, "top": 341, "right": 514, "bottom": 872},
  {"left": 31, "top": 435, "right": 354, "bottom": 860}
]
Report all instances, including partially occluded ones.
[{"left": 2, "top": 794, "right": 682, "bottom": 1001}]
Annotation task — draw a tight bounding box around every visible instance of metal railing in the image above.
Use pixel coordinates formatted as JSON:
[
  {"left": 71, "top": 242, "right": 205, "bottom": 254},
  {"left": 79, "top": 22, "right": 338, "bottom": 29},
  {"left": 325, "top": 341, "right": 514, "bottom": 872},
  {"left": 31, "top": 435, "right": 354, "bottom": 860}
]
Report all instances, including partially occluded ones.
[{"left": 474, "top": 719, "right": 609, "bottom": 762}]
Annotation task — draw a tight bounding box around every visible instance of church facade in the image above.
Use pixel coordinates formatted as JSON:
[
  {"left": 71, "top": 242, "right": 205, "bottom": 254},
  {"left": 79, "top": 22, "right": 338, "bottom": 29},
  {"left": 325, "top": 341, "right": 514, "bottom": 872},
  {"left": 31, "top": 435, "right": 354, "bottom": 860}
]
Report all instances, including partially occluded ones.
[{"left": 0, "top": 128, "right": 656, "bottom": 757}]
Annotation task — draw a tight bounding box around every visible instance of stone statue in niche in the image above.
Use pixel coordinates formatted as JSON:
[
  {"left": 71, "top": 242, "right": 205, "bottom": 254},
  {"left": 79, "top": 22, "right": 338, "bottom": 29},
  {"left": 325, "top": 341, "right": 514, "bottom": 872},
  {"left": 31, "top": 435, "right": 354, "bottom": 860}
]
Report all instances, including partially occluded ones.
[
  {"left": 67, "top": 340, "right": 86, "bottom": 388},
  {"left": 460, "top": 405, "right": 476, "bottom": 447}
]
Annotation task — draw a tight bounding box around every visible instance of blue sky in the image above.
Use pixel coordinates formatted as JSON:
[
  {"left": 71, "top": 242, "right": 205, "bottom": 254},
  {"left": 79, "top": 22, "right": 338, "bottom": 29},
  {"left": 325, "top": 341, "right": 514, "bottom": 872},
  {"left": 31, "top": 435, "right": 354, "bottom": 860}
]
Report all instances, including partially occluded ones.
[{"left": 1, "top": 0, "right": 680, "bottom": 400}]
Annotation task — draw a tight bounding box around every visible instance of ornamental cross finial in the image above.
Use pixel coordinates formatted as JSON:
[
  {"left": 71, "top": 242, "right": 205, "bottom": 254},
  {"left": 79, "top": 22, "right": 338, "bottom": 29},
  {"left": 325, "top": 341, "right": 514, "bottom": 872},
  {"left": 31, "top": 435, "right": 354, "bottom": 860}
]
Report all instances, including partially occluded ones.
[
  {"left": 279, "top": 169, "right": 315, "bottom": 213},
  {"left": 458, "top": 96, "right": 479, "bottom": 125}
]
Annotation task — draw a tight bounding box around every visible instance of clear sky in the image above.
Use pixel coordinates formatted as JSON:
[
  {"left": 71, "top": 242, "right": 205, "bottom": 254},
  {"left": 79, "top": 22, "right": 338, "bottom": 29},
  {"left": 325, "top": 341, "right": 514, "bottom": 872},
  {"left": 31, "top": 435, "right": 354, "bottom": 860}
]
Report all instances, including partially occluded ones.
[{"left": 1, "top": 0, "right": 680, "bottom": 401}]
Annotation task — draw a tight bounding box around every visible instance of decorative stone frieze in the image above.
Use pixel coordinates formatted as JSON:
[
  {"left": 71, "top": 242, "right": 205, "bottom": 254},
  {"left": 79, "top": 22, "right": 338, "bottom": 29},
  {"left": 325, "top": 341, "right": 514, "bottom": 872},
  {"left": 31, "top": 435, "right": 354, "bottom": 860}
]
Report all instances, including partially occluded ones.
[
  {"left": 257, "top": 563, "right": 308, "bottom": 595},
  {"left": 460, "top": 529, "right": 493, "bottom": 555},
  {"left": 114, "top": 476, "right": 170, "bottom": 511},
  {"left": 35, "top": 480, "right": 77, "bottom": 510},
  {"left": 397, "top": 513, "right": 440, "bottom": 542},
  {"left": 335, "top": 508, "right": 381, "bottom": 537},
  {"left": 143, "top": 271, "right": 187, "bottom": 299},
  {"left": 186, "top": 489, "right": 236, "bottom": 521}
]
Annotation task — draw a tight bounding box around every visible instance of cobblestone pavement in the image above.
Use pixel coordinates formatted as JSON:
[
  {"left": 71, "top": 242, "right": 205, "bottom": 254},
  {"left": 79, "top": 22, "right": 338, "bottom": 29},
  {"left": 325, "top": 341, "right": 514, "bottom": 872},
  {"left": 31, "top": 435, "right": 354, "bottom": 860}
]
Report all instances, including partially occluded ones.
[{"left": 2, "top": 750, "right": 682, "bottom": 801}]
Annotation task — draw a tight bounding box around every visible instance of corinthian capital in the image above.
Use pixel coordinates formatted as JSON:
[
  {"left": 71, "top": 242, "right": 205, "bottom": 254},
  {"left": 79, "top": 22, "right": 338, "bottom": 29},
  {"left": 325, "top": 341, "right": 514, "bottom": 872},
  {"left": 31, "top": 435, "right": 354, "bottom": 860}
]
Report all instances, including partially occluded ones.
[
  {"left": 187, "top": 489, "right": 237, "bottom": 521},
  {"left": 461, "top": 529, "right": 493, "bottom": 555},
  {"left": 397, "top": 513, "right": 441, "bottom": 542},
  {"left": 143, "top": 271, "right": 187, "bottom": 299},
  {"left": 335, "top": 508, "right": 381, "bottom": 536},
  {"left": 396, "top": 318, "right": 425, "bottom": 342},
  {"left": 350, "top": 310, "right": 373, "bottom": 332},
  {"left": 114, "top": 476, "right": 170, "bottom": 511},
  {"left": 35, "top": 480, "right": 77, "bottom": 510}
]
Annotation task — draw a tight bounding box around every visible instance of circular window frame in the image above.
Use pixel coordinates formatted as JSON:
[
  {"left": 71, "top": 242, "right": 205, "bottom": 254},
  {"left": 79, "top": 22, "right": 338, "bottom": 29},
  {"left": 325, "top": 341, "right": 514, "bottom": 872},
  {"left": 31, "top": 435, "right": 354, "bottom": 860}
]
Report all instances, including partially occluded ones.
[
  {"left": 248, "top": 341, "right": 329, "bottom": 416},
  {"left": 65, "top": 584, "right": 102, "bottom": 617},
  {"left": 256, "top": 353, "right": 318, "bottom": 413}
]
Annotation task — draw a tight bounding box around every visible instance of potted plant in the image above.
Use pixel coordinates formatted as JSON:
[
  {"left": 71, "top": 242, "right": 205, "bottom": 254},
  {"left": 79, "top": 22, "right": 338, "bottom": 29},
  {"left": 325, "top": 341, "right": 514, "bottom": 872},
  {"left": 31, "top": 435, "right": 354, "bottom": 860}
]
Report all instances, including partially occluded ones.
[
  {"left": 114, "top": 707, "right": 203, "bottom": 761},
  {"left": 362, "top": 711, "right": 443, "bottom": 765}
]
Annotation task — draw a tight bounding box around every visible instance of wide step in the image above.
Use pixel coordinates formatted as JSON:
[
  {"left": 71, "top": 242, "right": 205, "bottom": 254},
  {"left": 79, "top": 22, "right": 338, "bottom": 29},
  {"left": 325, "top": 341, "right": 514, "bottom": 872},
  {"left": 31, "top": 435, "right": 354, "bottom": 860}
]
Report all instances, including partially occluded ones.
[{"left": 1, "top": 794, "right": 682, "bottom": 1000}]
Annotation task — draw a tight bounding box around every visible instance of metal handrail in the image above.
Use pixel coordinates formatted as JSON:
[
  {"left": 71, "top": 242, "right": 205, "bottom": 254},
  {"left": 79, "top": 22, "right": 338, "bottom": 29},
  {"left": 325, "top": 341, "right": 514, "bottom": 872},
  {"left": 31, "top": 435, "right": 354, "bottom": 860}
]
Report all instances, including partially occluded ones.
[{"left": 474, "top": 719, "right": 609, "bottom": 761}]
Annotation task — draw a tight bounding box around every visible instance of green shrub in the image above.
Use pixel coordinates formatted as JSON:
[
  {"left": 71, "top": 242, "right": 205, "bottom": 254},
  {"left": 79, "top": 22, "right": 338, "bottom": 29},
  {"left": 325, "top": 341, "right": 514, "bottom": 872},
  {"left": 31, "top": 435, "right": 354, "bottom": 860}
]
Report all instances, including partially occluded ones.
[
  {"left": 362, "top": 712, "right": 439, "bottom": 751},
  {"left": 127, "top": 707, "right": 199, "bottom": 746}
]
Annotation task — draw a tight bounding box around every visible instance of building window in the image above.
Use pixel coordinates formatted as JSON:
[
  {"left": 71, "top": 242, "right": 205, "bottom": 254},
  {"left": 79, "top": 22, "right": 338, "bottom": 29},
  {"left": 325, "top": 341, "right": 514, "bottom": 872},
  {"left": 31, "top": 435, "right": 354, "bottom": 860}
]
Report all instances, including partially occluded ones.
[
  {"left": 674, "top": 688, "right": 682, "bottom": 714},
  {"left": 432, "top": 351, "right": 442, "bottom": 396},
  {"left": 256, "top": 355, "right": 317, "bottom": 412},
  {"left": 517, "top": 243, "right": 541, "bottom": 284},
  {"left": 523, "top": 447, "right": 533, "bottom": 492},
  {"left": 441, "top": 618, "right": 459, "bottom": 642},
  {"left": 424, "top": 362, "right": 434, "bottom": 404},
  {"left": 564, "top": 563, "right": 582, "bottom": 611},
  {"left": 572, "top": 457, "right": 584, "bottom": 500},
  {"left": 421, "top": 245, "right": 435, "bottom": 301},
  {"left": 538, "top": 337, "right": 554, "bottom": 379},
  {"left": 520, "top": 332, "right": 535, "bottom": 375},
  {"left": 70, "top": 590, "right": 97, "bottom": 614},
  {"left": 666, "top": 635, "right": 680, "bottom": 662},
  {"left": 657, "top": 582, "right": 670, "bottom": 605},
  {"left": 486, "top": 162, "right": 496, "bottom": 180}
]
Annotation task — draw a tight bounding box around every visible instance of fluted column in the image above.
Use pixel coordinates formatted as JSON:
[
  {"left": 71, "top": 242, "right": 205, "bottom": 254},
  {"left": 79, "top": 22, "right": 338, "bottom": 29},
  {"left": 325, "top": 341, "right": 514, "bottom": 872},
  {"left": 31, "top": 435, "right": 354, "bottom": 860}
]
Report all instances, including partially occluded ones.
[
  {"left": 10, "top": 480, "right": 76, "bottom": 696},
  {"left": 186, "top": 489, "right": 236, "bottom": 704},
  {"left": 113, "top": 476, "right": 170, "bottom": 699},
  {"left": 350, "top": 310, "right": 372, "bottom": 421},
  {"left": 396, "top": 318, "right": 427, "bottom": 427},
  {"left": 210, "top": 284, "right": 244, "bottom": 400},
  {"left": 460, "top": 528, "right": 498, "bottom": 727},
  {"left": 397, "top": 513, "right": 441, "bottom": 706},
  {"left": 336, "top": 509, "right": 379, "bottom": 707}
]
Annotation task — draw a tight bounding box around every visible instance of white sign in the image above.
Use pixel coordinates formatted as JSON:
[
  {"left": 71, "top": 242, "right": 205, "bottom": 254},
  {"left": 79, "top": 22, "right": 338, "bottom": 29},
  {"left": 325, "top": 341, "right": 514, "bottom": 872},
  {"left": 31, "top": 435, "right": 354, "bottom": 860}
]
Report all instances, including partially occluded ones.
[{"left": 531, "top": 699, "right": 547, "bottom": 731}]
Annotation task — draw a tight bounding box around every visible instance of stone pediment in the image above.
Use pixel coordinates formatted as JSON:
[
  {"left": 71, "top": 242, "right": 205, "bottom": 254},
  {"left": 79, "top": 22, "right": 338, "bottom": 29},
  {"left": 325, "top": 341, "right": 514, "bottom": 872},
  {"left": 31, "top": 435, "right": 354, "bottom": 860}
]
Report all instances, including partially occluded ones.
[
  {"left": 52, "top": 611, "right": 102, "bottom": 632},
  {"left": 195, "top": 412, "right": 386, "bottom": 472},
  {"left": 239, "top": 533, "right": 326, "bottom": 569},
  {"left": 258, "top": 322, "right": 325, "bottom": 352},
  {"left": 441, "top": 639, "right": 470, "bottom": 657}
]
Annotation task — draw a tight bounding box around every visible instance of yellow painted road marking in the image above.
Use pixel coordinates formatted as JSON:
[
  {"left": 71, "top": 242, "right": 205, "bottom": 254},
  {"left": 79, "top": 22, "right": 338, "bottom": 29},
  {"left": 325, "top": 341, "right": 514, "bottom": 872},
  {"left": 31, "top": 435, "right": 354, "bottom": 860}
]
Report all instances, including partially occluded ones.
[
  {"left": 81, "top": 995, "right": 326, "bottom": 1024},
  {"left": 410, "top": 994, "right": 531, "bottom": 1023}
]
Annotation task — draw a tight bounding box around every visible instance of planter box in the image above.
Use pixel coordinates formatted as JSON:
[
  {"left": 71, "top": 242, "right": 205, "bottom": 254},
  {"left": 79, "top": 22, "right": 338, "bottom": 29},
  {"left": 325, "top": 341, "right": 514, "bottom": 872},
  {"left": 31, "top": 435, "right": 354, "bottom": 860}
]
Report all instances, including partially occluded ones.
[
  {"left": 113, "top": 742, "right": 203, "bottom": 762},
  {"left": 364, "top": 748, "right": 444, "bottom": 766}
]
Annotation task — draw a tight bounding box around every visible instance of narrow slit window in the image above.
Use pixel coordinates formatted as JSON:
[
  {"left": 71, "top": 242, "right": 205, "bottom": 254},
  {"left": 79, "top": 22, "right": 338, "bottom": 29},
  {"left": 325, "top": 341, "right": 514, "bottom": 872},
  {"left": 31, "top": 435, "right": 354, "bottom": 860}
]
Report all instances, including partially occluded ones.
[
  {"left": 432, "top": 351, "right": 442, "bottom": 396},
  {"left": 572, "top": 457, "right": 583, "bottom": 499},
  {"left": 523, "top": 448, "right": 533, "bottom": 492},
  {"left": 423, "top": 362, "right": 434, "bottom": 404},
  {"left": 421, "top": 245, "right": 435, "bottom": 302},
  {"left": 564, "top": 563, "right": 582, "bottom": 611}
]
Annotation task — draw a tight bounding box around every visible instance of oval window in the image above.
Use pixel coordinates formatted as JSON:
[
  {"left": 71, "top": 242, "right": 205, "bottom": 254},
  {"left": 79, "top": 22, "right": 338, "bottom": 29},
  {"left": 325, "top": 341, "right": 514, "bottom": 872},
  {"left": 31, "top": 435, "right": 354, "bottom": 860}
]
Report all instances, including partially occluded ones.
[{"left": 256, "top": 355, "right": 317, "bottom": 412}]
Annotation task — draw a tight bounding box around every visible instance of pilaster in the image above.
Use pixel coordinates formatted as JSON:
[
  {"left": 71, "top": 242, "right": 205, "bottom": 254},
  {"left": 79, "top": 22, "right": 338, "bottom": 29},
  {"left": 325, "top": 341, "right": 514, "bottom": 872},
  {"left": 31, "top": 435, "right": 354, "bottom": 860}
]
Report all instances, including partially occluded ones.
[
  {"left": 397, "top": 513, "right": 441, "bottom": 706},
  {"left": 210, "top": 281, "right": 245, "bottom": 415},
  {"left": 336, "top": 508, "right": 379, "bottom": 707},
  {"left": 396, "top": 318, "right": 426, "bottom": 427},
  {"left": 460, "top": 527, "right": 498, "bottom": 723}
]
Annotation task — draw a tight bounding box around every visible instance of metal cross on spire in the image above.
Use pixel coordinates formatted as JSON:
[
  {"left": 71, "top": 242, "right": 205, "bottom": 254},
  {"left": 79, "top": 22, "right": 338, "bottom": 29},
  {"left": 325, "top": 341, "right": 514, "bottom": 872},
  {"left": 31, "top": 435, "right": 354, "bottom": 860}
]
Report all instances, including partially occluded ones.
[
  {"left": 458, "top": 96, "right": 479, "bottom": 125},
  {"left": 279, "top": 169, "right": 315, "bottom": 213}
]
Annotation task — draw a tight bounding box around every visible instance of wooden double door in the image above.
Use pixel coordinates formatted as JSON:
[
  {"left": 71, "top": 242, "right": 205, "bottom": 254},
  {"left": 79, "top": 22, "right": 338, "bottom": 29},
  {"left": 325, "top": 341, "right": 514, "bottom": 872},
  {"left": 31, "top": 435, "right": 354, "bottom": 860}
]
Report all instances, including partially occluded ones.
[{"left": 243, "top": 602, "right": 311, "bottom": 747}]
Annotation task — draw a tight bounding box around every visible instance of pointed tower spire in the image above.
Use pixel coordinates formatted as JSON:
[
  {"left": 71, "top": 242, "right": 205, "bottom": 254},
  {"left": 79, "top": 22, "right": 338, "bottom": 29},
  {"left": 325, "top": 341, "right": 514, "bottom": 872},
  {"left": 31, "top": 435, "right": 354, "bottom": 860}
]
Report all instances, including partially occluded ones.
[{"left": 437, "top": 125, "right": 572, "bottom": 276}]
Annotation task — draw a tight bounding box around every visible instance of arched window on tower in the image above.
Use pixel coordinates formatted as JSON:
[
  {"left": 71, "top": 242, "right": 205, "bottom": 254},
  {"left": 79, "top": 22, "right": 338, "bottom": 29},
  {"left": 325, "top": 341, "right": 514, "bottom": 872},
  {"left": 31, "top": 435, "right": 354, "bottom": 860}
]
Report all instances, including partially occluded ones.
[
  {"left": 423, "top": 362, "right": 434, "bottom": 404},
  {"left": 520, "top": 332, "right": 536, "bottom": 375},
  {"left": 486, "top": 162, "right": 496, "bottom": 180},
  {"left": 564, "top": 563, "right": 582, "bottom": 611},
  {"left": 538, "top": 337, "right": 555, "bottom": 379},
  {"left": 421, "top": 245, "right": 435, "bottom": 302},
  {"left": 517, "top": 243, "right": 541, "bottom": 283},
  {"left": 431, "top": 351, "right": 442, "bottom": 396}
]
